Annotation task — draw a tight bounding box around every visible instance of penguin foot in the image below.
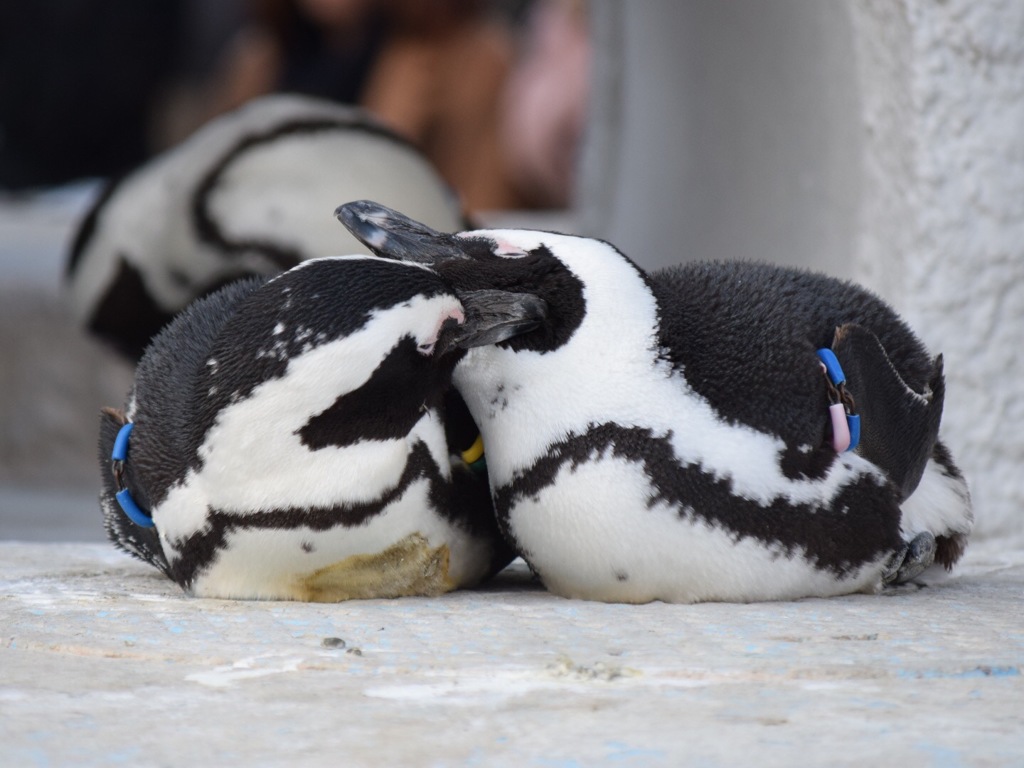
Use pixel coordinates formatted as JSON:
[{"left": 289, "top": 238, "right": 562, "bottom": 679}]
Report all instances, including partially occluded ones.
[{"left": 883, "top": 531, "right": 937, "bottom": 586}]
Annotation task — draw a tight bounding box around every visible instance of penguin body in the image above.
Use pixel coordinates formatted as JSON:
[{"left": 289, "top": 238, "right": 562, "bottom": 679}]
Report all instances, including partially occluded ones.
[
  {"left": 338, "top": 201, "right": 973, "bottom": 604},
  {"left": 68, "top": 94, "right": 465, "bottom": 357},
  {"left": 99, "top": 255, "right": 512, "bottom": 600}
]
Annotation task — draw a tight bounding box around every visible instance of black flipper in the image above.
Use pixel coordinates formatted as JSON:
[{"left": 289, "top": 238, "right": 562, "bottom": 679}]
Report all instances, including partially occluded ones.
[{"left": 832, "top": 323, "right": 945, "bottom": 501}]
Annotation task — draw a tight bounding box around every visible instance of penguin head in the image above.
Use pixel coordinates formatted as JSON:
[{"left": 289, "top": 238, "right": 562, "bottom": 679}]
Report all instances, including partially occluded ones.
[
  {"left": 336, "top": 200, "right": 650, "bottom": 356},
  {"left": 239, "top": 256, "right": 477, "bottom": 451},
  {"left": 96, "top": 277, "right": 265, "bottom": 575}
]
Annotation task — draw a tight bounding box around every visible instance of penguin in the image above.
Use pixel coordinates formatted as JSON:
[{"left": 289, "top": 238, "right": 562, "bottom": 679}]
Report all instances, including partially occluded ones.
[
  {"left": 98, "top": 254, "right": 521, "bottom": 601},
  {"left": 67, "top": 94, "right": 467, "bottom": 358},
  {"left": 336, "top": 200, "right": 974, "bottom": 604}
]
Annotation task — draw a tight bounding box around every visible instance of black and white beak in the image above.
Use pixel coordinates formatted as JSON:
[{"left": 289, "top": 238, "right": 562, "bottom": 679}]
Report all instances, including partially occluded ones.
[
  {"left": 336, "top": 200, "right": 548, "bottom": 350},
  {"left": 335, "top": 200, "right": 467, "bottom": 264},
  {"left": 454, "top": 289, "right": 548, "bottom": 349}
]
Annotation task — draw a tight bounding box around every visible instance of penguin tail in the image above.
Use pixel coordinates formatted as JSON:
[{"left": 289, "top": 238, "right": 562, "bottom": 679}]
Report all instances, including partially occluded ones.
[
  {"left": 929, "top": 438, "right": 974, "bottom": 573},
  {"left": 936, "top": 532, "right": 969, "bottom": 571},
  {"left": 98, "top": 407, "right": 172, "bottom": 577}
]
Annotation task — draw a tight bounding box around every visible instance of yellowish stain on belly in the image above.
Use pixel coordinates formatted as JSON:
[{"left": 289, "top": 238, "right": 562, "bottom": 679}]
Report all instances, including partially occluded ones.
[{"left": 292, "top": 533, "right": 453, "bottom": 602}]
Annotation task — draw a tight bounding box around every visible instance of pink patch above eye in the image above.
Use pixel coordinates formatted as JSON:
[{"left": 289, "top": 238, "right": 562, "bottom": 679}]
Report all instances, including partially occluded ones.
[
  {"left": 418, "top": 307, "right": 465, "bottom": 355},
  {"left": 493, "top": 239, "right": 527, "bottom": 257},
  {"left": 454, "top": 231, "right": 526, "bottom": 257}
]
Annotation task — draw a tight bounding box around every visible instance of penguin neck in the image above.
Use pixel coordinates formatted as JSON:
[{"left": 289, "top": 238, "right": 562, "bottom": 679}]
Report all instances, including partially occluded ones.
[{"left": 454, "top": 244, "right": 666, "bottom": 481}]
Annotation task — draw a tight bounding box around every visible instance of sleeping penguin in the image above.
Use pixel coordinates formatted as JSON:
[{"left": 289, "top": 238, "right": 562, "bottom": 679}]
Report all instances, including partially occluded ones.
[
  {"left": 336, "top": 200, "right": 974, "bottom": 605},
  {"left": 67, "top": 94, "right": 466, "bottom": 358},
  {"left": 98, "top": 255, "right": 520, "bottom": 601}
]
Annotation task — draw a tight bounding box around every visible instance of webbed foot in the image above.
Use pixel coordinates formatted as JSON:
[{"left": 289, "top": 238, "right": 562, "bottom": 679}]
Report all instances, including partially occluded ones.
[{"left": 883, "top": 531, "right": 937, "bottom": 586}]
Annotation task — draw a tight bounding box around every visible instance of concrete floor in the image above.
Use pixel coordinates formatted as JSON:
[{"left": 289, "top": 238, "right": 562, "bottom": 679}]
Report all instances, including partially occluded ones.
[{"left": 2, "top": 537, "right": 1023, "bottom": 767}]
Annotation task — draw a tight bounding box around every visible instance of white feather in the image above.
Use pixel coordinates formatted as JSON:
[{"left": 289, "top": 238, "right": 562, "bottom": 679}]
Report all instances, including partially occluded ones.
[
  {"left": 899, "top": 456, "right": 972, "bottom": 538},
  {"left": 511, "top": 453, "right": 886, "bottom": 603}
]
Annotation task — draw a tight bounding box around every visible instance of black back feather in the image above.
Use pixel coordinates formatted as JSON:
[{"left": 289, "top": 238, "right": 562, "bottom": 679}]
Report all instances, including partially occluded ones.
[{"left": 648, "top": 261, "right": 936, "bottom": 462}]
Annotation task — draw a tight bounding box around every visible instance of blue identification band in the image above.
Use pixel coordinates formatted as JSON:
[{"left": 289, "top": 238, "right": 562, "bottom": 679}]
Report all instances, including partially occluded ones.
[
  {"left": 112, "top": 421, "right": 133, "bottom": 461},
  {"left": 816, "top": 348, "right": 845, "bottom": 387},
  {"left": 111, "top": 422, "right": 155, "bottom": 528},
  {"left": 116, "top": 488, "right": 154, "bottom": 528},
  {"left": 816, "top": 348, "right": 861, "bottom": 453},
  {"left": 847, "top": 412, "right": 861, "bottom": 452}
]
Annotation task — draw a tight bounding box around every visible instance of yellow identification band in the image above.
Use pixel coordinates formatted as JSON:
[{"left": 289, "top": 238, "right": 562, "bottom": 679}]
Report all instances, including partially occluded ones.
[{"left": 461, "top": 434, "right": 485, "bottom": 465}]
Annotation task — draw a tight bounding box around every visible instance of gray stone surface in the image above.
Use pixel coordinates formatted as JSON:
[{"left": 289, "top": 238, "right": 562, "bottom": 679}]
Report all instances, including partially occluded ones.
[{"left": 2, "top": 539, "right": 1022, "bottom": 767}]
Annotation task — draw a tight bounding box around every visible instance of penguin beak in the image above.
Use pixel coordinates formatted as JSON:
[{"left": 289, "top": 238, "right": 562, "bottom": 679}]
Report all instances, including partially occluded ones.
[
  {"left": 451, "top": 289, "right": 549, "bottom": 350},
  {"left": 335, "top": 200, "right": 468, "bottom": 264},
  {"left": 337, "top": 201, "right": 549, "bottom": 351}
]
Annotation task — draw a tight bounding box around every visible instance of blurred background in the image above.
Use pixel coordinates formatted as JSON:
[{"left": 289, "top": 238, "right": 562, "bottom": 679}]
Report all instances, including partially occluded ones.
[{"left": 1, "top": 0, "right": 1022, "bottom": 544}]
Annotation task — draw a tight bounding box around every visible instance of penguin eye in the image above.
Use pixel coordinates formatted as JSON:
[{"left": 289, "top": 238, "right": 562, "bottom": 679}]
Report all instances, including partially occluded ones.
[
  {"left": 455, "top": 233, "right": 528, "bottom": 259},
  {"left": 425, "top": 316, "right": 465, "bottom": 358}
]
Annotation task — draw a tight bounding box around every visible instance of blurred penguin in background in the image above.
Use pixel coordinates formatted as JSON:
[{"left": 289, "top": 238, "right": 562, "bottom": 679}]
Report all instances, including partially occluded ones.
[{"left": 66, "top": 95, "right": 466, "bottom": 358}]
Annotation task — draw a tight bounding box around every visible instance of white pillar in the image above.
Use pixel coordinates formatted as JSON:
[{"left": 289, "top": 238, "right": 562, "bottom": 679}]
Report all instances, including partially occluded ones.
[{"left": 578, "top": 0, "right": 863, "bottom": 276}]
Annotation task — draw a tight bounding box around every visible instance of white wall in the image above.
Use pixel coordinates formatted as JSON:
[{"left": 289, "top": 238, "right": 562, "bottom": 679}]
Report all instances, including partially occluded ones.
[
  {"left": 579, "top": 0, "right": 1024, "bottom": 537},
  {"left": 850, "top": 0, "right": 1024, "bottom": 538}
]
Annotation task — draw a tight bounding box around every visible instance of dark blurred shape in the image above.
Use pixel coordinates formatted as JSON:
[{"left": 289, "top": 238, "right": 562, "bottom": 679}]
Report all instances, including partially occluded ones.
[
  {"left": 210, "top": 0, "right": 551, "bottom": 212},
  {"left": 0, "top": 0, "right": 589, "bottom": 208},
  {"left": 500, "top": 0, "right": 589, "bottom": 208},
  {"left": 209, "top": 0, "right": 389, "bottom": 119},
  {"left": 0, "top": 0, "right": 185, "bottom": 190},
  {"left": 358, "top": 0, "right": 522, "bottom": 211},
  {"left": 259, "top": 0, "right": 387, "bottom": 103}
]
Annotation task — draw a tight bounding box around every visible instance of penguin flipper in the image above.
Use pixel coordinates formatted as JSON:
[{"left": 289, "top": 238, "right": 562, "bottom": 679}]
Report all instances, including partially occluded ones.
[{"left": 832, "top": 324, "right": 945, "bottom": 500}]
